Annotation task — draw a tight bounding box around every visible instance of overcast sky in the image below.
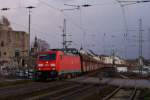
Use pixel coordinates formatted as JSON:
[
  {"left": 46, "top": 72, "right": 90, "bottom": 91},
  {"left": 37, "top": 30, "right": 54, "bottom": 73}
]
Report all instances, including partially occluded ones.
[{"left": 0, "top": 0, "right": 150, "bottom": 59}]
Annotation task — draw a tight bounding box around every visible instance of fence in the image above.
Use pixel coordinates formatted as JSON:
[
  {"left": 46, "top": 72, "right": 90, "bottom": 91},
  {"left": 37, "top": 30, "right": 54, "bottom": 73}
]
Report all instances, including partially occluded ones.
[{"left": 0, "top": 67, "right": 34, "bottom": 79}]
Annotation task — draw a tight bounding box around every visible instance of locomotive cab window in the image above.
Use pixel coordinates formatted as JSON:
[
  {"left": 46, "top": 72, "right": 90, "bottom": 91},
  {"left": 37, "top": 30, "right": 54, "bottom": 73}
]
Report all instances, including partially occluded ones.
[{"left": 39, "top": 54, "right": 56, "bottom": 60}]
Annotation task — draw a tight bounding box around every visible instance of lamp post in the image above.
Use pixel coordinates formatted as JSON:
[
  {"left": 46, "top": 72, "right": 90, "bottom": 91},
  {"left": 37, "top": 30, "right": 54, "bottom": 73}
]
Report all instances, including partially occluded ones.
[
  {"left": 1, "top": 8, "right": 10, "bottom": 11},
  {"left": 139, "top": 18, "right": 144, "bottom": 76},
  {"left": 26, "top": 6, "right": 35, "bottom": 78},
  {"left": 26, "top": 6, "right": 35, "bottom": 55}
]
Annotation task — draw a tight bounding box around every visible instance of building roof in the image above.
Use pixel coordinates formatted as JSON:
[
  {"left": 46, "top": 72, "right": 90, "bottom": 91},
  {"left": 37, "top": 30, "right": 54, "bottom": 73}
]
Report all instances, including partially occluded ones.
[{"left": 0, "top": 16, "right": 12, "bottom": 30}]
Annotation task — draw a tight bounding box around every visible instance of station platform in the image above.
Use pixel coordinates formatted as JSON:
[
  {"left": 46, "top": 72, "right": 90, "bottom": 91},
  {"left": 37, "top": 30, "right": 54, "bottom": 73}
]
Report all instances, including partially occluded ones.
[{"left": 69, "top": 77, "right": 150, "bottom": 89}]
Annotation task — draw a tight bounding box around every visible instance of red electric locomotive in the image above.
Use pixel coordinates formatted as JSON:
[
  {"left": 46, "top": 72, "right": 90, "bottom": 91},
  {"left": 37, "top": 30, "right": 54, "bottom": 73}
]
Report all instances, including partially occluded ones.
[{"left": 33, "top": 49, "right": 81, "bottom": 80}]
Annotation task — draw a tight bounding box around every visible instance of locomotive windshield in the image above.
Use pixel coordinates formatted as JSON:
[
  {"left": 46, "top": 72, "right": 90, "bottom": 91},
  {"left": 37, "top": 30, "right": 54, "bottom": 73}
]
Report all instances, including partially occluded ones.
[{"left": 39, "top": 54, "right": 56, "bottom": 60}]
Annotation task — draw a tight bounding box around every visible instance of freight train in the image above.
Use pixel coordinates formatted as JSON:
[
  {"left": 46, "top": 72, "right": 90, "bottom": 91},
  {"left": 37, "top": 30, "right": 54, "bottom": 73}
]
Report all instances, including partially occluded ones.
[{"left": 33, "top": 48, "right": 103, "bottom": 81}]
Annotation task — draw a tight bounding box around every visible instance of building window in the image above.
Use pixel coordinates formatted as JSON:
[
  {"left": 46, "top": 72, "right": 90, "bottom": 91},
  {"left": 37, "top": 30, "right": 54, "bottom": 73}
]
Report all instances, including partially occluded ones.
[
  {"left": 7, "top": 32, "right": 11, "bottom": 42},
  {"left": 3, "top": 52, "right": 6, "bottom": 55},
  {"left": 1, "top": 41, "right": 4, "bottom": 47},
  {"left": 16, "top": 32, "right": 20, "bottom": 40}
]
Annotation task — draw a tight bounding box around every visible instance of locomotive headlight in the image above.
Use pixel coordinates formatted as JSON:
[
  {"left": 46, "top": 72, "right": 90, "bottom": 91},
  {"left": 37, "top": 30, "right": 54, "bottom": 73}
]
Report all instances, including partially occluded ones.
[
  {"left": 50, "top": 64, "right": 56, "bottom": 67},
  {"left": 52, "top": 67, "right": 56, "bottom": 70},
  {"left": 38, "top": 64, "right": 43, "bottom": 67}
]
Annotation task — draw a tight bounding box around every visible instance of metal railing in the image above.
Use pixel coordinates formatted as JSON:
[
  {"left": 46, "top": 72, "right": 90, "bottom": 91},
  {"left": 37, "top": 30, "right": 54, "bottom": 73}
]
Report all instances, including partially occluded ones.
[{"left": 0, "top": 67, "right": 34, "bottom": 79}]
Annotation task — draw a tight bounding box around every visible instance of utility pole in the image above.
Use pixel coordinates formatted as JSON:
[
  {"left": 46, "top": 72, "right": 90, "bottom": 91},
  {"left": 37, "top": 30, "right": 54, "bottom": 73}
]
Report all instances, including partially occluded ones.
[
  {"left": 112, "top": 49, "right": 115, "bottom": 67},
  {"left": 62, "top": 18, "right": 67, "bottom": 49},
  {"left": 103, "top": 33, "right": 106, "bottom": 55},
  {"left": 26, "top": 6, "right": 35, "bottom": 55},
  {"left": 124, "top": 32, "right": 127, "bottom": 59},
  {"left": 116, "top": 0, "right": 150, "bottom": 59},
  {"left": 148, "top": 29, "right": 150, "bottom": 58},
  {"left": 139, "top": 18, "right": 143, "bottom": 75},
  {"left": 62, "top": 19, "right": 72, "bottom": 49},
  {"left": 116, "top": 1, "right": 128, "bottom": 59},
  {"left": 63, "top": 4, "right": 91, "bottom": 49}
]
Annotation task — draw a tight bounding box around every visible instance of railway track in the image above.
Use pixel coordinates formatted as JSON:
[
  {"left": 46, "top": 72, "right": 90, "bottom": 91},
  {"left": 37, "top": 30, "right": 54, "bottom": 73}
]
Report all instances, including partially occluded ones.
[
  {"left": 24, "top": 83, "right": 99, "bottom": 100},
  {"left": 0, "top": 80, "right": 75, "bottom": 100},
  {"left": 102, "top": 86, "right": 138, "bottom": 100},
  {"left": 0, "top": 70, "right": 139, "bottom": 100},
  {"left": 0, "top": 69, "right": 102, "bottom": 99},
  {"left": 0, "top": 79, "right": 99, "bottom": 100}
]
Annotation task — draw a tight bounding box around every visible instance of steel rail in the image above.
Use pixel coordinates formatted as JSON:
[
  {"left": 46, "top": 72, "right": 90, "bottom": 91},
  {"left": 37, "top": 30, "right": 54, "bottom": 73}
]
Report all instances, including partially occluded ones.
[
  {"left": 129, "top": 87, "right": 137, "bottom": 100},
  {"left": 102, "top": 86, "right": 121, "bottom": 100},
  {"left": 25, "top": 84, "right": 83, "bottom": 100},
  {"left": 52, "top": 85, "right": 94, "bottom": 100},
  {"left": 0, "top": 81, "right": 71, "bottom": 99}
]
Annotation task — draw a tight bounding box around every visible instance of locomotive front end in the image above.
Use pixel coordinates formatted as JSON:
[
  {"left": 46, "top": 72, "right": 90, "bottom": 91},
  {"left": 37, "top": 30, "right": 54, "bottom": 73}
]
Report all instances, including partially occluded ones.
[{"left": 34, "top": 52, "right": 58, "bottom": 80}]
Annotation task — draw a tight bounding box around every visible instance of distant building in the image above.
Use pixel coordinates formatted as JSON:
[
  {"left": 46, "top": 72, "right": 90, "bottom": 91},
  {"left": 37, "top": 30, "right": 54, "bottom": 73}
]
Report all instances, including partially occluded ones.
[
  {"left": 143, "top": 59, "right": 150, "bottom": 66},
  {"left": 0, "top": 16, "right": 29, "bottom": 66},
  {"left": 31, "top": 36, "right": 50, "bottom": 56},
  {"left": 99, "top": 55, "right": 126, "bottom": 66},
  {"left": 126, "top": 59, "right": 139, "bottom": 68},
  {"left": 37, "top": 38, "right": 50, "bottom": 51},
  {"left": 100, "top": 55, "right": 113, "bottom": 65}
]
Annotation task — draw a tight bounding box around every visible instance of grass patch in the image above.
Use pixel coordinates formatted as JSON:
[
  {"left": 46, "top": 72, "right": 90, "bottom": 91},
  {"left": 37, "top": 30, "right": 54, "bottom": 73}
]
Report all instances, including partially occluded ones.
[{"left": 138, "top": 89, "right": 150, "bottom": 100}]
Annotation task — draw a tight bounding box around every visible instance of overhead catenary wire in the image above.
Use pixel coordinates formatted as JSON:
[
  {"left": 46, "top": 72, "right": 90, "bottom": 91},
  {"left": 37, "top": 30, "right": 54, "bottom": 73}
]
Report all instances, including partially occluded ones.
[
  {"left": 63, "top": 2, "right": 108, "bottom": 50},
  {"left": 38, "top": 0, "right": 125, "bottom": 39},
  {"left": 115, "top": 0, "right": 128, "bottom": 59},
  {"left": 116, "top": 0, "right": 150, "bottom": 59},
  {"left": 78, "top": 4, "right": 87, "bottom": 49},
  {"left": 61, "top": 6, "right": 87, "bottom": 49},
  {"left": 6, "top": 1, "right": 64, "bottom": 38},
  {"left": 37, "top": 0, "right": 130, "bottom": 53},
  {"left": 3, "top": 0, "right": 150, "bottom": 56},
  {"left": 38, "top": 0, "right": 88, "bottom": 36},
  {"left": 116, "top": 0, "right": 150, "bottom": 7},
  {"left": 38, "top": 0, "right": 61, "bottom": 11},
  {"left": 9, "top": 12, "right": 59, "bottom": 42},
  {"left": 121, "top": 6, "right": 128, "bottom": 59},
  {"left": 91, "top": 2, "right": 118, "bottom": 6},
  {"left": 0, "top": 1, "right": 84, "bottom": 50}
]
